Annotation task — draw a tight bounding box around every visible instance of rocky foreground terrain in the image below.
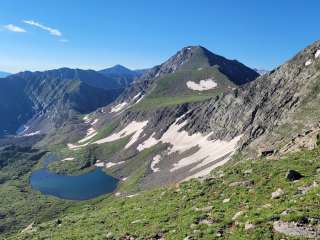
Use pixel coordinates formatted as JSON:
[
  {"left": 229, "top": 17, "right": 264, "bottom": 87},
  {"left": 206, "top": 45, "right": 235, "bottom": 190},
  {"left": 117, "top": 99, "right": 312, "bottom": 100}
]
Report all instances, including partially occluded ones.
[{"left": 1, "top": 41, "right": 320, "bottom": 239}]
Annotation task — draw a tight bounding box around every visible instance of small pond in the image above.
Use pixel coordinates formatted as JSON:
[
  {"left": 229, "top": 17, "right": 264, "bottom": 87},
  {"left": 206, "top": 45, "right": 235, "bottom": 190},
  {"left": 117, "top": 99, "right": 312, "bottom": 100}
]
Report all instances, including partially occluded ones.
[{"left": 30, "top": 154, "right": 118, "bottom": 200}]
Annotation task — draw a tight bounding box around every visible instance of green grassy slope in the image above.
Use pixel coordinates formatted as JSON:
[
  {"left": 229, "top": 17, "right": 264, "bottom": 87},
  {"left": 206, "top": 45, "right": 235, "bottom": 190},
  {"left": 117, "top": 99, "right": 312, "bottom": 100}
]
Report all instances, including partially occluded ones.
[
  {"left": 133, "top": 67, "right": 235, "bottom": 110},
  {"left": 13, "top": 146, "right": 320, "bottom": 240},
  {"left": 0, "top": 146, "right": 74, "bottom": 238}
]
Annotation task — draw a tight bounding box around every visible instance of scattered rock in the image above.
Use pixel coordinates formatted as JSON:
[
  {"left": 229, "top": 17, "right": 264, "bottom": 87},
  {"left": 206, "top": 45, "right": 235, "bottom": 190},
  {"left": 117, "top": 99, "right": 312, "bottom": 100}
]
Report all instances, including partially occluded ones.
[
  {"left": 193, "top": 229, "right": 201, "bottom": 234},
  {"left": 232, "top": 211, "right": 245, "bottom": 221},
  {"left": 244, "top": 222, "right": 256, "bottom": 230},
  {"left": 121, "top": 235, "right": 136, "bottom": 240},
  {"left": 260, "top": 149, "right": 276, "bottom": 157},
  {"left": 280, "top": 208, "right": 294, "bottom": 216},
  {"left": 193, "top": 206, "right": 213, "bottom": 212},
  {"left": 199, "top": 219, "right": 215, "bottom": 225},
  {"left": 216, "top": 228, "right": 224, "bottom": 237},
  {"left": 106, "top": 232, "right": 114, "bottom": 238},
  {"left": 222, "top": 198, "right": 230, "bottom": 203},
  {"left": 56, "top": 219, "right": 62, "bottom": 225},
  {"left": 273, "top": 221, "right": 320, "bottom": 238},
  {"left": 229, "top": 180, "right": 253, "bottom": 187},
  {"left": 297, "top": 181, "right": 318, "bottom": 195},
  {"left": 286, "top": 170, "right": 303, "bottom": 181},
  {"left": 271, "top": 188, "right": 284, "bottom": 199},
  {"left": 261, "top": 203, "right": 272, "bottom": 209},
  {"left": 131, "top": 219, "right": 142, "bottom": 224},
  {"left": 190, "top": 223, "right": 198, "bottom": 229},
  {"left": 183, "top": 236, "right": 192, "bottom": 240},
  {"left": 21, "top": 222, "right": 34, "bottom": 233},
  {"left": 244, "top": 169, "right": 253, "bottom": 174}
]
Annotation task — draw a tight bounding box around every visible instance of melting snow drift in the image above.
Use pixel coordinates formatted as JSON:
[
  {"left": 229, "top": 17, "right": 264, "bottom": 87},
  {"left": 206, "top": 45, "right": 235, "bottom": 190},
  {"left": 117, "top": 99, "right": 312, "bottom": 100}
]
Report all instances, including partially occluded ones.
[
  {"left": 111, "top": 102, "right": 128, "bottom": 113},
  {"left": 138, "top": 117, "right": 242, "bottom": 179},
  {"left": 305, "top": 59, "right": 312, "bottom": 66},
  {"left": 94, "top": 121, "right": 148, "bottom": 149},
  {"left": 186, "top": 78, "right": 217, "bottom": 91},
  {"left": 23, "top": 131, "right": 41, "bottom": 137},
  {"left": 151, "top": 155, "right": 161, "bottom": 172}
]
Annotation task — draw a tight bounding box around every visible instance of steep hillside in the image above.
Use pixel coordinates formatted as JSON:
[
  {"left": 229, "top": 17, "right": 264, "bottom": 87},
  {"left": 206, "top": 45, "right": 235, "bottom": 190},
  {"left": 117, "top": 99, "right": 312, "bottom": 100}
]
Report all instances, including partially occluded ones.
[
  {"left": 0, "top": 69, "right": 123, "bottom": 137},
  {"left": 53, "top": 41, "right": 320, "bottom": 192},
  {"left": 107, "top": 46, "right": 259, "bottom": 111},
  {"left": 15, "top": 145, "right": 320, "bottom": 240},
  {"left": 50, "top": 46, "right": 260, "bottom": 188}
]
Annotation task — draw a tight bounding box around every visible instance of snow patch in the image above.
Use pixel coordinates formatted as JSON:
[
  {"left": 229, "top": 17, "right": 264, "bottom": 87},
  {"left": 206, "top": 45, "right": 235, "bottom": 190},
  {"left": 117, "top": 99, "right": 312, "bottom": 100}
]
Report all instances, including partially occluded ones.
[
  {"left": 138, "top": 117, "right": 241, "bottom": 179},
  {"left": 67, "top": 142, "right": 89, "bottom": 150},
  {"left": 127, "top": 194, "right": 139, "bottom": 198},
  {"left": 23, "top": 131, "right": 41, "bottom": 137},
  {"left": 20, "top": 125, "right": 29, "bottom": 134},
  {"left": 132, "top": 93, "right": 141, "bottom": 101},
  {"left": 135, "top": 95, "right": 144, "bottom": 104},
  {"left": 83, "top": 115, "right": 90, "bottom": 122},
  {"left": 105, "top": 161, "right": 125, "bottom": 169},
  {"left": 111, "top": 102, "right": 128, "bottom": 113},
  {"left": 186, "top": 78, "right": 217, "bottom": 91},
  {"left": 78, "top": 127, "right": 97, "bottom": 143},
  {"left": 151, "top": 155, "right": 161, "bottom": 172},
  {"left": 132, "top": 92, "right": 144, "bottom": 104},
  {"left": 305, "top": 59, "right": 312, "bottom": 66},
  {"left": 137, "top": 133, "right": 159, "bottom": 151},
  {"left": 315, "top": 49, "right": 320, "bottom": 59},
  {"left": 94, "top": 121, "right": 148, "bottom": 149},
  {"left": 91, "top": 118, "right": 99, "bottom": 125},
  {"left": 61, "top": 157, "right": 74, "bottom": 161},
  {"left": 94, "top": 161, "right": 105, "bottom": 167}
]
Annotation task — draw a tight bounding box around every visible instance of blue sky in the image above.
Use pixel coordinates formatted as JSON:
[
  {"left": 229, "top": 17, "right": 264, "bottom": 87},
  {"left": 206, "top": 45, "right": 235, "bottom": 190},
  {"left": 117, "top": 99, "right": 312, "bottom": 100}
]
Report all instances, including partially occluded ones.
[{"left": 0, "top": 0, "right": 319, "bottom": 73}]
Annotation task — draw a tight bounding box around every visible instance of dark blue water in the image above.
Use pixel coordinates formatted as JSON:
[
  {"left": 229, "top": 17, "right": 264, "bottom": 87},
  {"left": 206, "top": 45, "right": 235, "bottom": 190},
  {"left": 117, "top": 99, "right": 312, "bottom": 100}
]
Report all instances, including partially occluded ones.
[{"left": 30, "top": 154, "right": 119, "bottom": 200}]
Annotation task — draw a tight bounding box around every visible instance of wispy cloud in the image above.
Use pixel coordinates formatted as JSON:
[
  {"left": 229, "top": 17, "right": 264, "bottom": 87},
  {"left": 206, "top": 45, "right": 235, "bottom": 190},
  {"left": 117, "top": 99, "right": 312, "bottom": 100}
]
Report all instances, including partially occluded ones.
[
  {"left": 23, "top": 20, "right": 62, "bottom": 37},
  {"left": 59, "top": 38, "right": 69, "bottom": 43},
  {"left": 4, "top": 24, "right": 26, "bottom": 33}
]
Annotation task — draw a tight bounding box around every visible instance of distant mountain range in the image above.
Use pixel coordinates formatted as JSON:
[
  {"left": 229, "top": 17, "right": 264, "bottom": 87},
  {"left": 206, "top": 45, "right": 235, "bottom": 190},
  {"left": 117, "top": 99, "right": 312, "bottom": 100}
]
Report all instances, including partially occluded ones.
[
  {"left": 0, "top": 65, "right": 141, "bottom": 137},
  {"left": 0, "top": 71, "right": 11, "bottom": 78},
  {"left": 254, "top": 68, "right": 269, "bottom": 76},
  {"left": 99, "top": 64, "right": 146, "bottom": 87}
]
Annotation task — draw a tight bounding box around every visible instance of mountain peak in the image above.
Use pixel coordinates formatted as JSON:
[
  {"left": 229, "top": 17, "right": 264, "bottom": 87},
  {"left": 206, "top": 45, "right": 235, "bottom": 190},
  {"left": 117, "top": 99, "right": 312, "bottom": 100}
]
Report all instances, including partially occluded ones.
[{"left": 152, "top": 45, "right": 259, "bottom": 85}]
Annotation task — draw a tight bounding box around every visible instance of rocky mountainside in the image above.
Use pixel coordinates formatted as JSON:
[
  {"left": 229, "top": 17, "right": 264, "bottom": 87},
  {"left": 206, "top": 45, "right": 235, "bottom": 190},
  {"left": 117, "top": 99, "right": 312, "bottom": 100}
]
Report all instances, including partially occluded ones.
[
  {"left": 54, "top": 41, "right": 320, "bottom": 191},
  {"left": 112, "top": 46, "right": 259, "bottom": 109},
  {"left": 0, "top": 68, "right": 125, "bottom": 137},
  {"left": 55, "top": 46, "right": 261, "bottom": 187}
]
